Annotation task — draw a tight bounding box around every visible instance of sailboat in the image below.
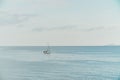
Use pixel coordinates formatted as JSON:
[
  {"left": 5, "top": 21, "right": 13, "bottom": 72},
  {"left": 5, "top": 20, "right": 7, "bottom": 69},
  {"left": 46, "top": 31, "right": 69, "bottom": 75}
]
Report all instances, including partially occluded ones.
[{"left": 43, "top": 44, "right": 51, "bottom": 54}]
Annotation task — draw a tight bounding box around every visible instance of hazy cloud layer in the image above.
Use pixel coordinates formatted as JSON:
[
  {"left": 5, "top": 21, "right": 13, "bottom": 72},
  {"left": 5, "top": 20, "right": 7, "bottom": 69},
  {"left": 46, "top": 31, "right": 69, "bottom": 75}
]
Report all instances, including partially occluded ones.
[
  {"left": 32, "top": 25, "right": 78, "bottom": 32},
  {"left": 32, "top": 25, "right": 116, "bottom": 32},
  {"left": 0, "top": 11, "right": 36, "bottom": 26},
  {"left": 83, "top": 26, "right": 105, "bottom": 31},
  {"left": 2, "top": 0, "right": 68, "bottom": 14},
  {"left": 0, "top": 0, "right": 119, "bottom": 46}
]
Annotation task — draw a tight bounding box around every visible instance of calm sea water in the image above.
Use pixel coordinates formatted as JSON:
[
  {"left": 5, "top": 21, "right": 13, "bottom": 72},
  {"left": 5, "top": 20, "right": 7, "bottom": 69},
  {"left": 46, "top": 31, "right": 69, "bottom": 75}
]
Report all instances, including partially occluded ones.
[{"left": 0, "top": 46, "right": 120, "bottom": 80}]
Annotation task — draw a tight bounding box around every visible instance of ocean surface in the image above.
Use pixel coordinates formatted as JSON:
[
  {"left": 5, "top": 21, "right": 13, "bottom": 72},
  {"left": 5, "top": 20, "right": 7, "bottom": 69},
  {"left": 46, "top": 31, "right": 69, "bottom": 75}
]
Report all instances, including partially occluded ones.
[{"left": 0, "top": 46, "right": 120, "bottom": 80}]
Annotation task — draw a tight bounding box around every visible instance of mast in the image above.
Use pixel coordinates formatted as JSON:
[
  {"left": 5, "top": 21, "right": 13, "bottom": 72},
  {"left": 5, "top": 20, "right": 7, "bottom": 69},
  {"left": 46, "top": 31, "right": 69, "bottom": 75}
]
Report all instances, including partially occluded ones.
[{"left": 47, "top": 43, "right": 51, "bottom": 54}]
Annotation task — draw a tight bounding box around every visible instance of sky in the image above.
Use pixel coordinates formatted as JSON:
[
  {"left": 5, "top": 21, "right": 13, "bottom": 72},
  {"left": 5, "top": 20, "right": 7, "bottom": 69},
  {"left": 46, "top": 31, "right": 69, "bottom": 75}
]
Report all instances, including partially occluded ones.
[{"left": 0, "top": 0, "right": 120, "bottom": 46}]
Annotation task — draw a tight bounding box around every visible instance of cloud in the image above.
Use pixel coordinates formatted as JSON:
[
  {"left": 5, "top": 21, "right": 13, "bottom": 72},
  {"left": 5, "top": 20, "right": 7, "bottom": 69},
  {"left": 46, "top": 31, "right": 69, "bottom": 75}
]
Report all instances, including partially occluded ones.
[
  {"left": 39, "top": 24, "right": 103, "bottom": 32},
  {"left": 51, "top": 25, "right": 77, "bottom": 30},
  {"left": 28, "top": 22, "right": 119, "bottom": 33},
  {"left": 0, "top": 0, "right": 68, "bottom": 27},
  {"left": 82, "top": 26, "right": 105, "bottom": 31},
  {"left": 84, "top": 25, "right": 119, "bottom": 32},
  {"left": 32, "top": 25, "right": 78, "bottom": 32},
  {"left": 2, "top": 0, "right": 68, "bottom": 14},
  {"left": 0, "top": 11, "right": 36, "bottom": 26},
  {"left": 104, "top": 43, "right": 118, "bottom": 46},
  {"left": 32, "top": 25, "right": 111, "bottom": 32}
]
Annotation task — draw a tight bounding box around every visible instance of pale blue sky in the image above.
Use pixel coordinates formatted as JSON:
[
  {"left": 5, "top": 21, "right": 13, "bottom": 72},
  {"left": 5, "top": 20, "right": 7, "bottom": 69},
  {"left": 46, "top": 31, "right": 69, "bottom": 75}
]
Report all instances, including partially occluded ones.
[{"left": 0, "top": 0, "right": 120, "bottom": 46}]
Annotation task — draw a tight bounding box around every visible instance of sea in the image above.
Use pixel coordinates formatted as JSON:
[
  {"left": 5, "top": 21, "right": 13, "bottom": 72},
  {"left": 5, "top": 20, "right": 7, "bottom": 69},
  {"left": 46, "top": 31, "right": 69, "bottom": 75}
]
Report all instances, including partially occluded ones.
[{"left": 0, "top": 46, "right": 120, "bottom": 80}]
